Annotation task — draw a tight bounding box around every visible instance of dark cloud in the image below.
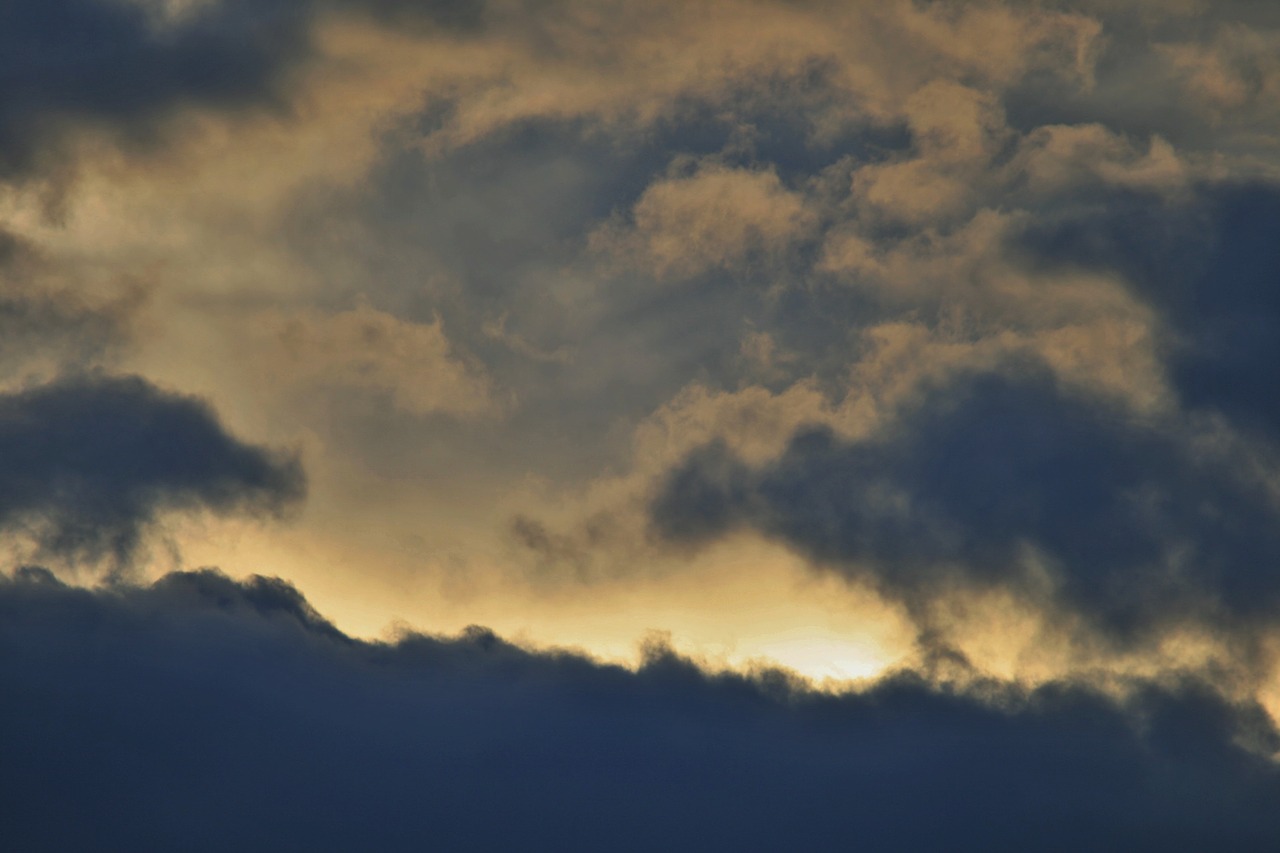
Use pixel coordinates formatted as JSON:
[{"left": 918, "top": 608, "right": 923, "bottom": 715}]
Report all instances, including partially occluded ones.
[
  {"left": 651, "top": 366, "right": 1280, "bottom": 637},
  {"left": 0, "top": 0, "right": 488, "bottom": 183},
  {"left": 1016, "top": 181, "right": 1280, "bottom": 442},
  {"left": 0, "top": 373, "right": 304, "bottom": 566},
  {"left": 0, "top": 0, "right": 307, "bottom": 180},
  {"left": 2, "top": 568, "right": 1279, "bottom": 852}
]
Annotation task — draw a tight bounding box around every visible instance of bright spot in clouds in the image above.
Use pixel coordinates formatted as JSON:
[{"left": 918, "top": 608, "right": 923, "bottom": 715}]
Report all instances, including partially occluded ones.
[{"left": 6, "top": 1, "right": 1280, "bottom": 847}]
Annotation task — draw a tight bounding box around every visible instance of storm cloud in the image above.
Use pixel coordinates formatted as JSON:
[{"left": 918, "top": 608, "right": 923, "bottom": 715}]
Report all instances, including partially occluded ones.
[
  {"left": 3, "top": 567, "right": 1280, "bottom": 852},
  {"left": 652, "top": 365, "right": 1280, "bottom": 638},
  {"left": 0, "top": 0, "right": 306, "bottom": 180},
  {"left": 0, "top": 373, "right": 304, "bottom": 566},
  {"left": 0, "top": 0, "right": 488, "bottom": 182},
  {"left": 7, "top": 3, "right": 1280, "bottom": 847}
]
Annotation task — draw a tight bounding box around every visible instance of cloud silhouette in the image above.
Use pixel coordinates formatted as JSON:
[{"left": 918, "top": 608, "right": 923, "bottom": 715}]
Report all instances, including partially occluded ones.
[
  {"left": 0, "top": 0, "right": 488, "bottom": 182},
  {"left": 2, "top": 567, "right": 1279, "bottom": 852},
  {"left": 0, "top": 0, "right": 308, "bottom": 180},
  {"left": 7, "top": 6, "right": 1280, "bottom": 848},
  {"left": 0, "top": 373, "right": 304, "bottom": 565},
  {"left": 651, "top": 365, "right": 1280, "bottom": 638}
]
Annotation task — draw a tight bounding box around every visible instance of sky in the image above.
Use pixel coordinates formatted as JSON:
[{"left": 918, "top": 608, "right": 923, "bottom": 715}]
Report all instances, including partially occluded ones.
[{"left": 4, "top": 0, "right": 1280, "bottom": 848}]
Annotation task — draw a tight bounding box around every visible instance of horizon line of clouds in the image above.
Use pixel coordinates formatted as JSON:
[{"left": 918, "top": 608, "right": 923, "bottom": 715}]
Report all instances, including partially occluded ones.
[
  {"left": 3, "top": 564, "right": 1280, "bottom": 851},
  {"left": 3, "top": 0, "right": 1280, "bottom": 732}
]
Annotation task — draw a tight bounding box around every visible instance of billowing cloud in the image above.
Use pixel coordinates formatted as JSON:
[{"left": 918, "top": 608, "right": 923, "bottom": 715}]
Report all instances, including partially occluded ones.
[
  {"left": 651, "top": 364, "right": 1280, "bottom": 640},
  {"left": 4, "top": 567, "right": 1280, "bottom": 852},
  {"left": 0, "top": 373, "right": 304, "bottom": 567},
  {"left": 1017, "top": 182, "right": 1280, "bottom": 439},
  {"left": 7, "top": 3, "right": 1280, "bottom": 844},
  {"left": 593, "top": 161, "right": 817, "bottom": 280}
]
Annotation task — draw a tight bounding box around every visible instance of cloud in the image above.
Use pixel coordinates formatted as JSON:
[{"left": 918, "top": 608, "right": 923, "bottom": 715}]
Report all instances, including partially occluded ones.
[
  {"left": 264, "top": 303, "right": 502, "bottom": 418},
  {"left": 0, "top": 373, "right": 304, "bottom": 567},
  {"left": 593, "top": 161, "right": 817, "bottom": 280},
  {"left": 0, "top": 0, "right": 491, "bottom": 188},
  {"left": 1016, "top": 181, "right": 1280, "bottom": 442},
  {"left": 404, "top": 1, "right": 1098, "bottom": 155},
  {"left": 850, "top": 79, "right": 1009, "bottom": 225},
  {"left": 0, "top": 228, "right": 147, "bottom": 379},
  {"left": 0, "top": 0, "right": 313, "bottom": 182},
  {"left": 7, "top": 10, "right": 1280, "bottom": 835},
  {"left": 1157, "top": 21, "right": 1280, "bottom": 132},
  {"left": 1012, "top": 124, "right": 1187, "bottom": 194},
  {"left": 3, "top": 567, "right": 1280, "bottom": 852},
  {"left": 650, "top": 364, "right": 1280, "bottom": 640}
]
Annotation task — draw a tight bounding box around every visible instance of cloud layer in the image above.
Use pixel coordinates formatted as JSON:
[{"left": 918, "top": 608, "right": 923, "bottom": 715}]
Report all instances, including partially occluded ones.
[
  {"left": 4, "top": 568, "right": 1280, "bottom": 852},
  {"left": 5, "top": 3, "right": 1280, "bottom": 845}
]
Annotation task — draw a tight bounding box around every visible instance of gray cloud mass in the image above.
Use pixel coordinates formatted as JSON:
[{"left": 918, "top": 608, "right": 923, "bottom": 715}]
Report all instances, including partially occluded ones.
[
  {"left": 3, "top": 567, "right": 1280, "bottom": 852},
  {"left": 0, "top": 373, "right": 304, "bottom": 567},
  {"left": 6, "top": 2, "right": 1280, "bottom": 848},
  {"left": 652, "top": 362, "right": 1280, "bottom": 639}
]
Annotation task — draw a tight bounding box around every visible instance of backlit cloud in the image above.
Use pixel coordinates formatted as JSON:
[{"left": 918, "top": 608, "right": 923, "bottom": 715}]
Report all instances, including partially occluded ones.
[
  {"left": 4, "top": 568, "right": 1280, "bottom": 851},
  {"left": 6, "top": 2, "right": 1280, "bottom": 846}
]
